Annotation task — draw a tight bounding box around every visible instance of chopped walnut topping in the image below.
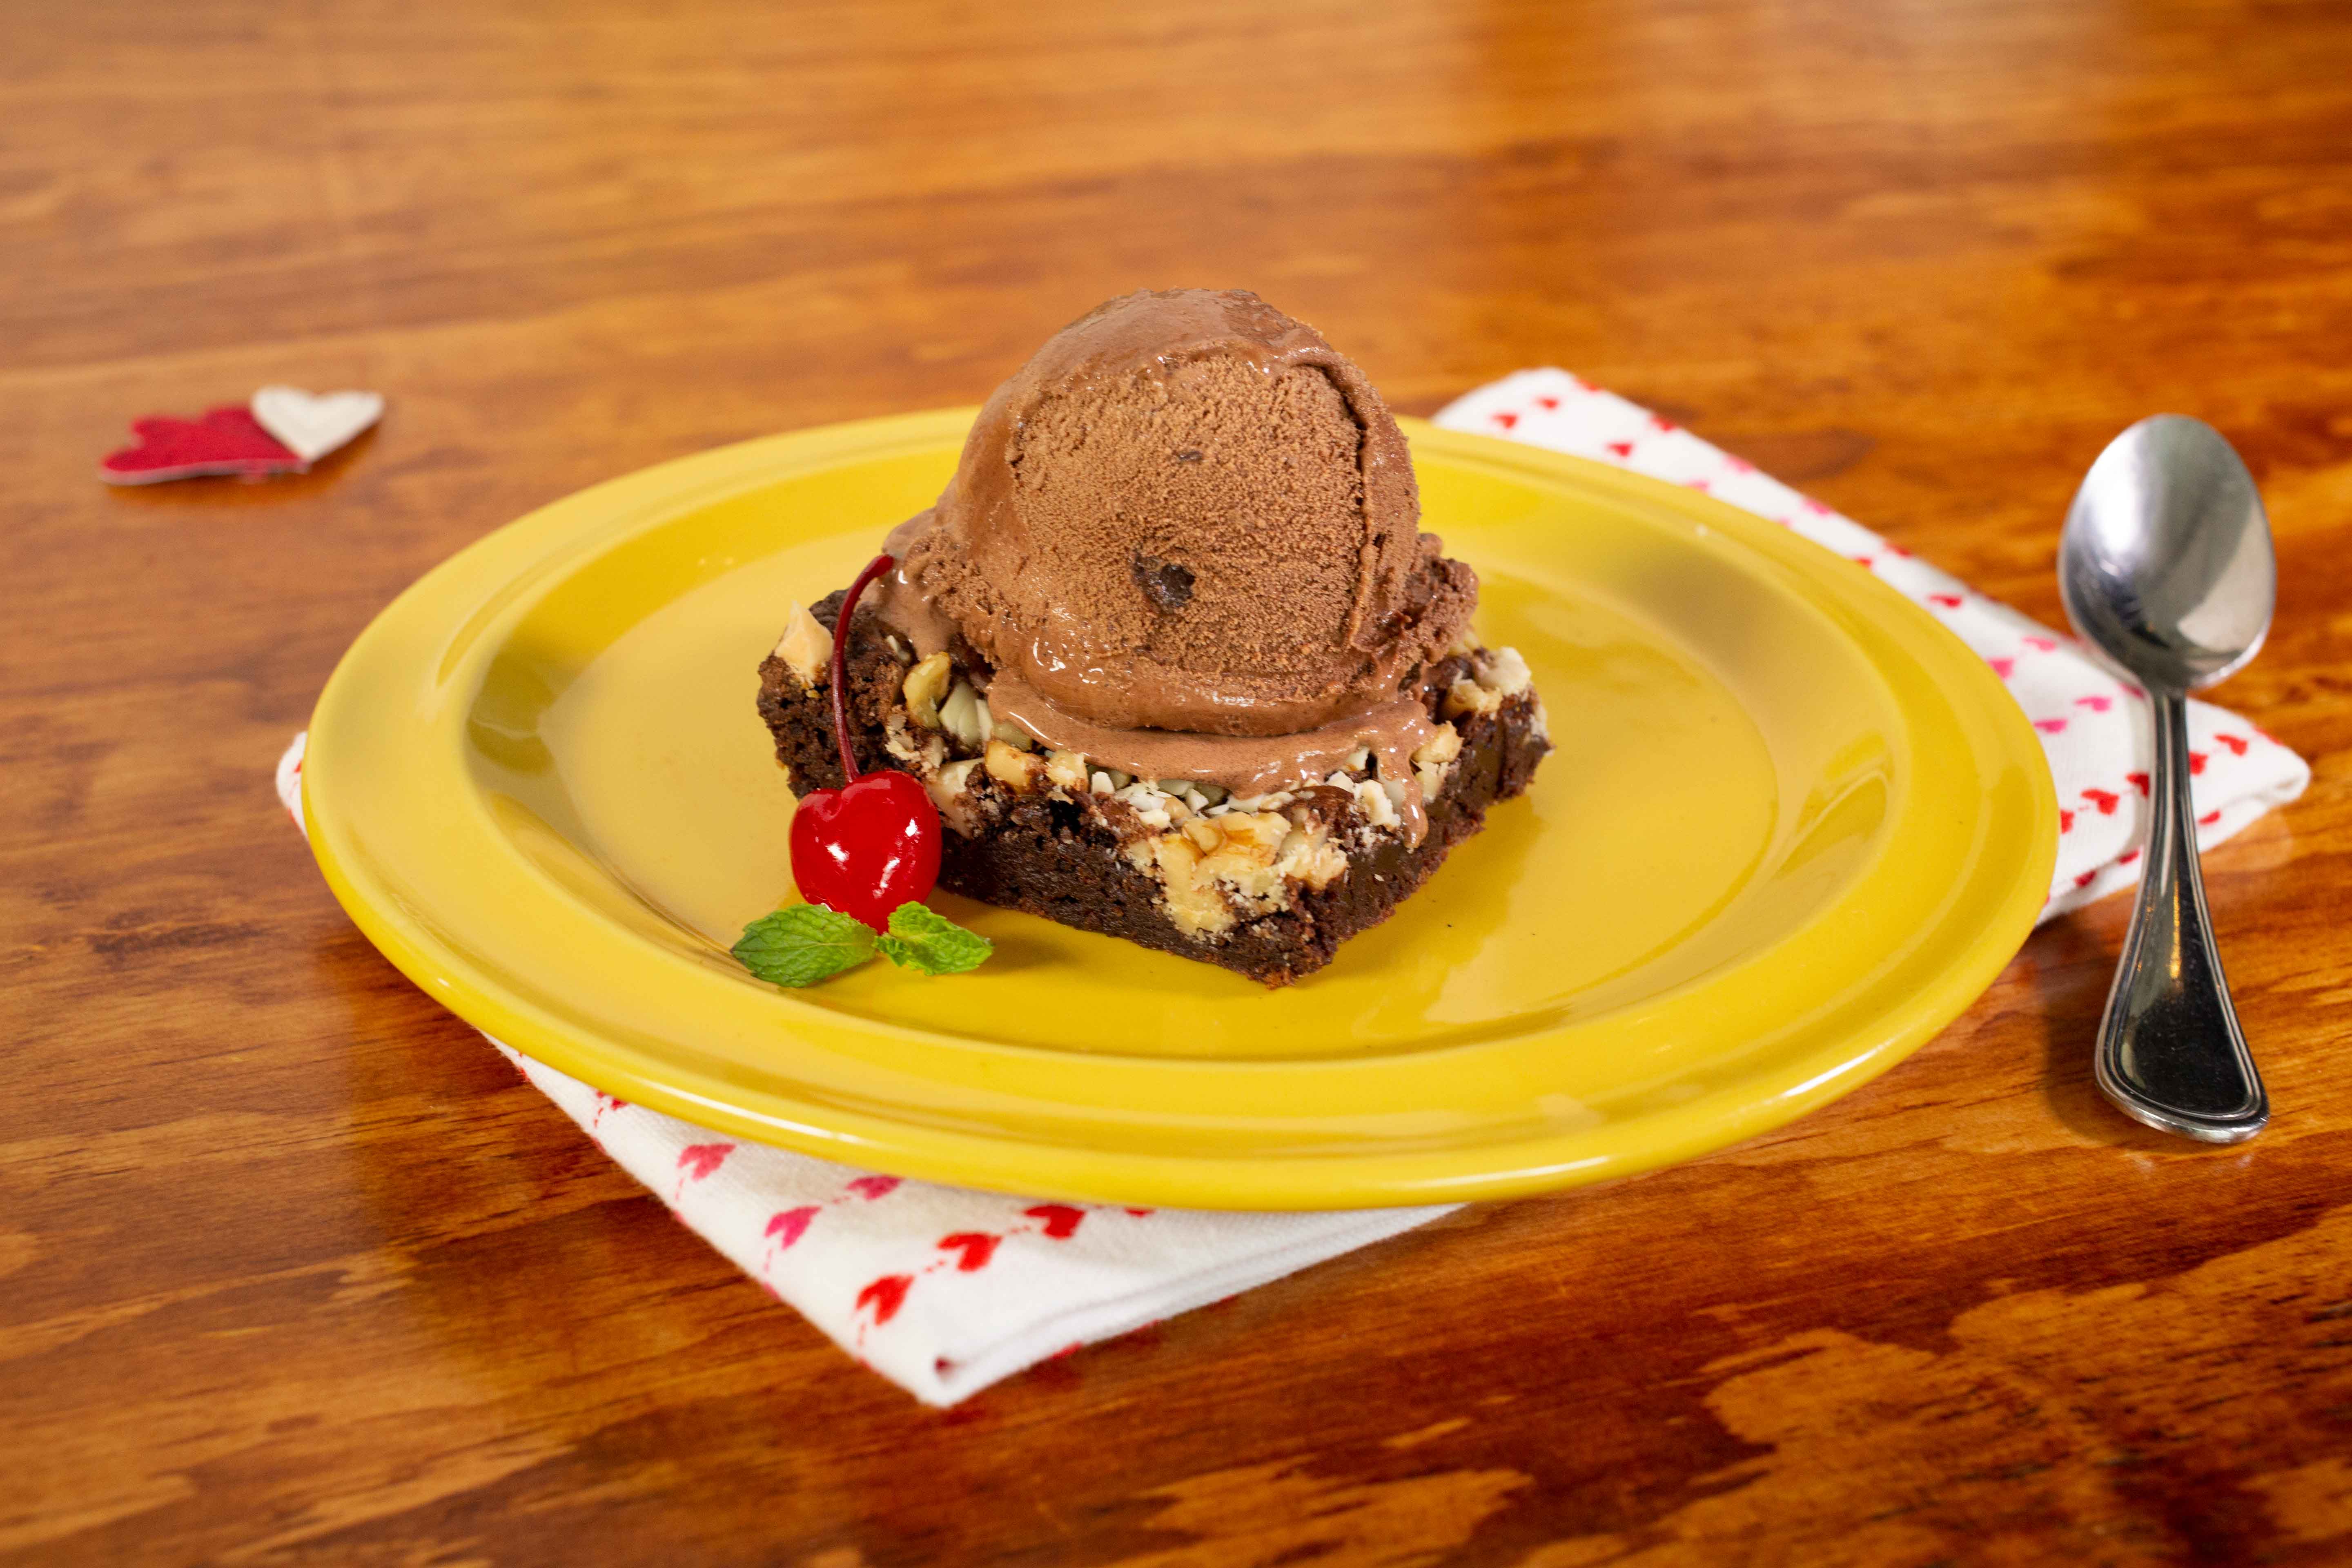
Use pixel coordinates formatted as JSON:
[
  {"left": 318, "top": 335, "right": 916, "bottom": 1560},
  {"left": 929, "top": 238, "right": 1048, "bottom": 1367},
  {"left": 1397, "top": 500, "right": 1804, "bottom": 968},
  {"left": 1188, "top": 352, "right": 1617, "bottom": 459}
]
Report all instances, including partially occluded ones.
[
  {"left": 939, "top": 682, "right": 988, "bottom": 749},
  {"left": 1148, "top": 834, "right": 1234, "bottom": 937},
  {"left": 771, "top": 601, "right": 833, "bottom": 685},
  {"left": 1275, "top": 824, "right": 1349, "bottom": 891},
  {"left": 1443, "top": 677, "right": 1502, "bottom": 719},
  {"left": 883, "top": 712, "right": 945, "bottom": 771},
  {"left": 1126, "top": 807, "right": 1354, "bottom": 944},
  {"left": 901, "top": 652, "right": 952, "bottom": 730},
  {"left": 1413, "top": 722, "right": 1463, "bottom": 800},
  {"left": 925, "top": 758, "right": 984, "bottom": 835},
  {"left": 983, "top": 737, "right": 1037, "bottom": 792},
  {"left": 1477, "top": 646, "right": 1533, "bottom": 697}
]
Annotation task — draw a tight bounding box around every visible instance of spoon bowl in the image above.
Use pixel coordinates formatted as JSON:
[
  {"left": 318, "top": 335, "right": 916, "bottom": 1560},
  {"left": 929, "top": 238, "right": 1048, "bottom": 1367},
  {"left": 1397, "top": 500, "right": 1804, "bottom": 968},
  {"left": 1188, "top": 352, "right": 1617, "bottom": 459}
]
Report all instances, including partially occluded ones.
[{"left": 2060, "top": 414, "right": 2275, "bottom": 693}]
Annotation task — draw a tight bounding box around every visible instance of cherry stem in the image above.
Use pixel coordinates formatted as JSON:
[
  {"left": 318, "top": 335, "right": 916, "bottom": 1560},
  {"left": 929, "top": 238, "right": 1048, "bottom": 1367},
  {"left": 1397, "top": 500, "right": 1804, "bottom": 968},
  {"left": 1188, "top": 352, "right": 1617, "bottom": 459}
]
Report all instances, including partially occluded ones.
[{"left": 830, "top": 552, "right": 895, "bottom": 782}]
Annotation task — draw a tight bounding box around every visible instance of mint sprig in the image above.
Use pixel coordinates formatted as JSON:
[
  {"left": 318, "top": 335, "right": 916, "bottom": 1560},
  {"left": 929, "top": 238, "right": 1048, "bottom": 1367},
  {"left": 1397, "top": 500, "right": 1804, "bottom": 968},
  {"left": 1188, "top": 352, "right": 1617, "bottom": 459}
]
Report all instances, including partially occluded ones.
[
  {"left": 877, "top": 902, "right": 996, "bottom": 976},
  {"left": 733, "top": 900, "right": 993, "bottom": 988},
  {"left": 733, "top": 902, "right": 876, "bottom": 987}
]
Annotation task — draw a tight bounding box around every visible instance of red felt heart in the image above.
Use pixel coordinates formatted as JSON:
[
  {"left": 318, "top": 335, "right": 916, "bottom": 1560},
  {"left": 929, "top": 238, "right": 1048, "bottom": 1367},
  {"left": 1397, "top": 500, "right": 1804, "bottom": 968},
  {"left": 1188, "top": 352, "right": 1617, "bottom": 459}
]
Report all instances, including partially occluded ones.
[{"left": 99, "top": 406, "right": 306, "bottom": 485}]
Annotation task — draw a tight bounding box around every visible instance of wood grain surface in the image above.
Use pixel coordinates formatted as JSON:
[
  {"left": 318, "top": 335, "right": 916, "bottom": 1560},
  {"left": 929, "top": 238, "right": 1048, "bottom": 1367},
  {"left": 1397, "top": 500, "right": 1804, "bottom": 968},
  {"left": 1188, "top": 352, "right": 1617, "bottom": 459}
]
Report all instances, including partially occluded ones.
[{"left": 6, "top": 1, "right": 2352, "bottom": 1562}]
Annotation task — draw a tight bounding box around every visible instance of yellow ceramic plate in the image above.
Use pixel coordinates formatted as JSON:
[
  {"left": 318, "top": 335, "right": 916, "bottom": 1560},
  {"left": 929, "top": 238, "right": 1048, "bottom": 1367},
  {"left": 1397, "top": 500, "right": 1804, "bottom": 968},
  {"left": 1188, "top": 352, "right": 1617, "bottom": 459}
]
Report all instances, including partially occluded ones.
[{"left": 305, "top": 412, "right": 2056, "bottom": 1209}]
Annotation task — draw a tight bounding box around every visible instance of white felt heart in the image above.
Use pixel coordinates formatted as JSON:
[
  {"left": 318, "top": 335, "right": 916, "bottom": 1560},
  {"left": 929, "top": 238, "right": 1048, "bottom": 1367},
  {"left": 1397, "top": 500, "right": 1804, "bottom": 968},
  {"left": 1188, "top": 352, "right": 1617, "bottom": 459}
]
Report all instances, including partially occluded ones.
[{"left": 249, "top": 386, "right": 384, "bottom": 463}]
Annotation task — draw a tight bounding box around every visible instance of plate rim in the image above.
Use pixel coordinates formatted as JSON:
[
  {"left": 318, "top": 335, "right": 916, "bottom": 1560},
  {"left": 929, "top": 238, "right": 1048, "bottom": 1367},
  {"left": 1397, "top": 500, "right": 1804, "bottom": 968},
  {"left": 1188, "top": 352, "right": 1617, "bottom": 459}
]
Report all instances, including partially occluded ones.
[{"left": 304, "top": 410, "right": 2059, "bottom": 1209}]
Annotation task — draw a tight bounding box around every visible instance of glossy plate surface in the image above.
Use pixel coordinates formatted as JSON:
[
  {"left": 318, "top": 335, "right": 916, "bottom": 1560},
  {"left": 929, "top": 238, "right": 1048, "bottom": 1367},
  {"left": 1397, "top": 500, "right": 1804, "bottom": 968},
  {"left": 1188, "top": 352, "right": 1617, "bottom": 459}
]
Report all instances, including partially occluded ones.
[{"left": 305, "top": 412, "right": 2057, "bottom": 1209}]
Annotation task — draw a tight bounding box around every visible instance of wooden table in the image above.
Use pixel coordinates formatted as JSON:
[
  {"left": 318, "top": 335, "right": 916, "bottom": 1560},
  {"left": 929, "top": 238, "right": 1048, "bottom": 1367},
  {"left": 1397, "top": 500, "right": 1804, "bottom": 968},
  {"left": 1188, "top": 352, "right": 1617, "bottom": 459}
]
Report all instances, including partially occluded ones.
[{"left": 8, "top": 2, "right": 2352, "bottom": 1561}]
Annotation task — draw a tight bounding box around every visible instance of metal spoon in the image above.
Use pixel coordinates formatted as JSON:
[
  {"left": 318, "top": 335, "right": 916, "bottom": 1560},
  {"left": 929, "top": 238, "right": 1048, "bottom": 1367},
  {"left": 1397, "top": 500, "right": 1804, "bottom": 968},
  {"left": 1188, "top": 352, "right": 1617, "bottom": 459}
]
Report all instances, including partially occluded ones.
[{"left": 2059, "top": 414, "right": 2274, "bottom": 1143}]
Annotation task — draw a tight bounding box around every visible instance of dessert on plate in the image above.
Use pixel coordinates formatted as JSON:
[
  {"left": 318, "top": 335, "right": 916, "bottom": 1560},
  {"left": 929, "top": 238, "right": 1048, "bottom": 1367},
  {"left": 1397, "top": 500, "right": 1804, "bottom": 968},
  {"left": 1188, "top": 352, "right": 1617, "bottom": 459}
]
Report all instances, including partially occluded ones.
[{"left": 758, "top": 288, "right": 1549, "bottom": 984}]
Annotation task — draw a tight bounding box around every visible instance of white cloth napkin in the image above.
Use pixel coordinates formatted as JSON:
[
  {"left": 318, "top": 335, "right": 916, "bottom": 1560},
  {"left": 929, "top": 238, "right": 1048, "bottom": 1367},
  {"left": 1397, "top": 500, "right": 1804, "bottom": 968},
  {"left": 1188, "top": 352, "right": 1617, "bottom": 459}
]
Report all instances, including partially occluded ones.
[{"left": 278, "top": 370, "right": 2307, "bottom": 1405}]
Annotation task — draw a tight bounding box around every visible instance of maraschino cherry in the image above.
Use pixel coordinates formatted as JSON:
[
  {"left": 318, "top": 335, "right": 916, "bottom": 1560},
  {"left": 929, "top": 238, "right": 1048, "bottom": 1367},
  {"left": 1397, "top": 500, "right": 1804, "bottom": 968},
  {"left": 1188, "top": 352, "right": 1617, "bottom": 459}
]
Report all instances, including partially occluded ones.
[{"left": 788, "top": 553, "right": 942, "bottom": 931}]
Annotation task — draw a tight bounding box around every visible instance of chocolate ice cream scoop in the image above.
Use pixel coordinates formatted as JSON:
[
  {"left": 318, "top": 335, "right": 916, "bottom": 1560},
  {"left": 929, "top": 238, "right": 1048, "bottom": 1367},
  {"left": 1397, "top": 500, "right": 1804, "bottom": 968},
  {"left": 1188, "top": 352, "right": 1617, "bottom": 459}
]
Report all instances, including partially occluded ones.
[{"left": 891, "top": 288, "right": 1475, "bottom": 737}]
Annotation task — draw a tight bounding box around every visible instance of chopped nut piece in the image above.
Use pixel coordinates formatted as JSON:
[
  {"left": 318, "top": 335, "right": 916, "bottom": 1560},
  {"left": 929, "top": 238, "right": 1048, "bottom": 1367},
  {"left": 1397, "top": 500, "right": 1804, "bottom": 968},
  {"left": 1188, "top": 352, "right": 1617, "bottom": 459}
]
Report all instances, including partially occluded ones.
[
  {"left": 1207, "top": 811, "right": 1284, "bottom": 865},
  {"left": 1090, "top": 770, "right": 1115, "bottom": 794},
  {"left": 1447, "top": 626, "right": 1481, "bottom": 659},
  {"left": 925, "top": 758, "right": 984, "bottom": 835},
  {"left": 1356, "top": 777, "right": 1401, "bottom": 830},
  {"left": 881, "top": 713, "right": 943, "bottom": 771},
  {"left": 1182, "top": 817, "right": 1224, "bottom": 852},
  {"left": 984, "top": 737, "right": 1036, "bottom": 792},
  {"left": 939, "top": 682, "right": 988, "bottom": 749},
  {"left": 901, "top": 652, "right": 952, "bottom": 729},
  {"left": 1045, "top": 749, "right": 1091, "bottom": 791},
  {"left": 991, "top": 719, "right": 1038, "bottom": 753},
  {"left": 1444, "top": 677, "right": 1502, "bottom": 718},
  {"left": 1115, "top": 781, "right": 1176, "bottom": 831},
  {"left": 1192, "top": 782, "right": 1228, "bottom": 807},
  {"left": 1413, "top": 722, "right": 1463, "bottom": 800},
  {"left": 1274, "top": 824, "right": 1350, "bottom": 890},
  {"left": 1150, "top": 834, "right": 1236, "bottom": 937},
  {"left": 1193, "top": 813, "right": 1295, "bottom": 910},
  {"left": 771, "top": 601, "right": 833, "bottom": 685},
  {"left": 1530, "top": 700, "right": 1551, "bottom": 741},
  {"left": 1412, "top": 723, "right": 1463, "bottom": 769},
  {"left": 1477, "top": 646, "right": 1534, "bottom": 697}
]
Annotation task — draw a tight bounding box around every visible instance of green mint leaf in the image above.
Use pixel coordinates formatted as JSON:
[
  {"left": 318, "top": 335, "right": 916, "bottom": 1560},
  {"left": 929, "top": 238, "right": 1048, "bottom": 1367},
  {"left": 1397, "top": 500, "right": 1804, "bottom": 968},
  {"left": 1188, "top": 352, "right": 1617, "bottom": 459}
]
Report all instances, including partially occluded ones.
[
  {"left": 876, "top": 902, "right": 993, "bottom": 976},
  {"left": 733, "top": 902, "right": 876, "bottom": 988}
]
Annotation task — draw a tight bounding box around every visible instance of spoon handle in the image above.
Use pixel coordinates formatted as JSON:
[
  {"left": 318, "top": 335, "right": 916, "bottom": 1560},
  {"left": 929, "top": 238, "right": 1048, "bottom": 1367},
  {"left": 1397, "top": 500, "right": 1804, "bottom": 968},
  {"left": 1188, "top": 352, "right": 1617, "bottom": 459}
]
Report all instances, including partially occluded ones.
[{"left": 2094, "top": 689, "right": 2268, "bottom": 1142}]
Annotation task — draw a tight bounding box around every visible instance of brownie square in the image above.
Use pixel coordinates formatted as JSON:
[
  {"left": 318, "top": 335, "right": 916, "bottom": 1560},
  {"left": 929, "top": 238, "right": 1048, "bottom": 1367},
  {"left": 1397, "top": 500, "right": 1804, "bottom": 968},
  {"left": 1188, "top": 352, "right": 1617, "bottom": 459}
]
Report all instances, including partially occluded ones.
[{"left": 758, "top": 590, "right": 1549, "bottom": 986}]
